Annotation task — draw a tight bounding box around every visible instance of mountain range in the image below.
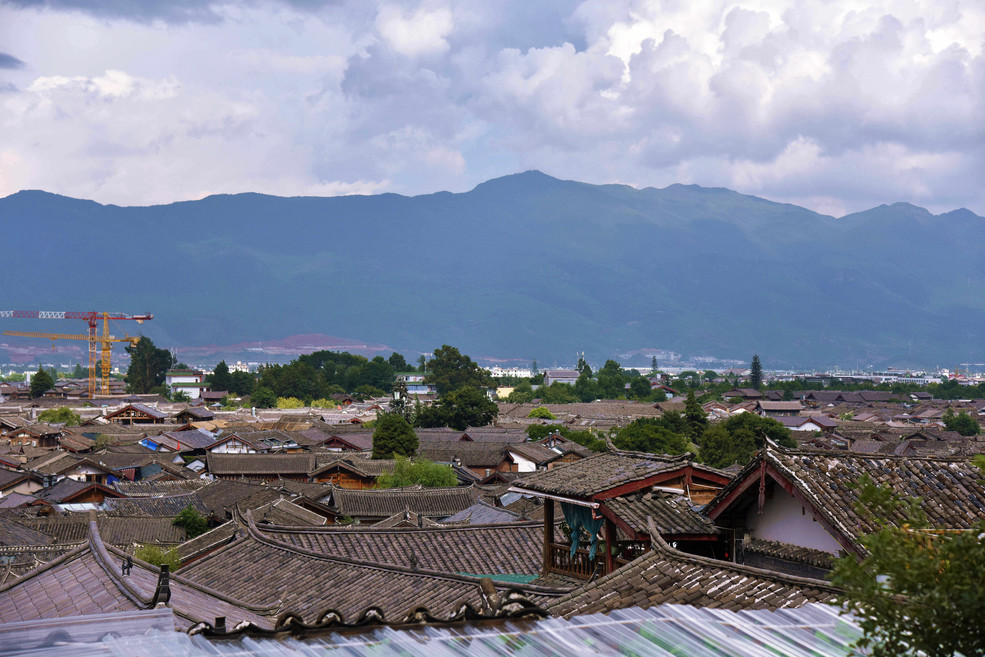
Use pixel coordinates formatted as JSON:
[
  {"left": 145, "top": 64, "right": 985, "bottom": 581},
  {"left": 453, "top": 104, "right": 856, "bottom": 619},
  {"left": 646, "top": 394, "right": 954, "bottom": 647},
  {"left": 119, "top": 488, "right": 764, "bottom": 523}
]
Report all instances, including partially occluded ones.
[{"left": 2, "top": 171, "right": 983, "bottom": 370}]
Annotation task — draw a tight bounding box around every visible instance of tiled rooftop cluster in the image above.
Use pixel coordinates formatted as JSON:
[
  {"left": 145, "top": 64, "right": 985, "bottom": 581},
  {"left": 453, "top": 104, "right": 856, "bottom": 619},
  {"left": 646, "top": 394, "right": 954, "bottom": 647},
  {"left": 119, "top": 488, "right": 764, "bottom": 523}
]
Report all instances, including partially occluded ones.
[{"left": 1, "top": 389, "right": 983, "bottom": 644}]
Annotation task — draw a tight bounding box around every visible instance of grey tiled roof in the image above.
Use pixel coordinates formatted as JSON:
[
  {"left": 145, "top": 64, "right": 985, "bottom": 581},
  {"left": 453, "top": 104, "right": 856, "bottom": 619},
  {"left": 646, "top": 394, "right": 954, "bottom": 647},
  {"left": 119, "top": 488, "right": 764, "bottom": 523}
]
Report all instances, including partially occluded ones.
[
  {"left": 441, "top": 500, "right": 524, "bottom": 525},
  {"left": 741, "top": 538, "right": 836, "bottom": 570},
  {"left": 603, "top": 492, "right": 719, "bottom": 537},
  {"left": 513, "top": 451, "right": 716, "bottom": 499},
  {"left": 113, "top": 479, "right": 206, "bottom": 496},
  {"left": 177, "top": 517, "right": 551, "bottom": 624},
  {"left": 707, "top": 444, "right": 985, "bottom": 552},
  {"left": 252, "top": 519, "right": 544, "bottom": 576},
  {"left": 416, "top": 443, "right": 510, "bottom": 468},
  {"left": 206, "top": 453, "right": 316, "bottom": 476},
  {"left": 0, "top": 518, "right": 275, "bottom": 630},
  {"left": 103, "top": 491, "right": 211, "bottom": 518},
  {"left": 14, "top": 515, "right": 188, "bottom": 545},
  {"left": 548, "top": 535, "right": 840, "bottom": 618},
  {"left": 0, "top": 515, "right": 56, "bottom": 546},
  {"left": 329, "top": 485, "right": 479, "bottom": 519}
]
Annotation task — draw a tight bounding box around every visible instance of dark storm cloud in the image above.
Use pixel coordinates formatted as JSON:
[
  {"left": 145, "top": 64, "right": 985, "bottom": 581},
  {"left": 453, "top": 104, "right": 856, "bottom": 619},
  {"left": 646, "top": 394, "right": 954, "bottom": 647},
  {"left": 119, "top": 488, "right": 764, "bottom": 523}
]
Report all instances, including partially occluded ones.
[{"left": 0, "top": 52, "right": 26, "bottom": 69}]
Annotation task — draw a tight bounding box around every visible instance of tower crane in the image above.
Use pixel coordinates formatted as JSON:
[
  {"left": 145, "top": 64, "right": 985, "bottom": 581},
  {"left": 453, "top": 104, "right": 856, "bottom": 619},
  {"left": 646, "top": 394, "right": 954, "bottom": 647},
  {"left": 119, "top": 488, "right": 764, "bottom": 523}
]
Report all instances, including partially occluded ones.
[{"left": 1, "top": 311, "right": 153, "bottom": 398}]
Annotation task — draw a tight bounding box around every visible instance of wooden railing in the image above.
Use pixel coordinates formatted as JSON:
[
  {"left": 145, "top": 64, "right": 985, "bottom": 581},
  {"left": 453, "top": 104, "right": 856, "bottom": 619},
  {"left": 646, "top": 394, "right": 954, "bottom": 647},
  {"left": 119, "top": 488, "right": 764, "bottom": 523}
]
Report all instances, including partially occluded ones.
[
  {"left": 545, "top": 541, "right": 648, "bottom": 580},
  {"left": 547, "top": 543, "right": 604, "bottom": 579}
]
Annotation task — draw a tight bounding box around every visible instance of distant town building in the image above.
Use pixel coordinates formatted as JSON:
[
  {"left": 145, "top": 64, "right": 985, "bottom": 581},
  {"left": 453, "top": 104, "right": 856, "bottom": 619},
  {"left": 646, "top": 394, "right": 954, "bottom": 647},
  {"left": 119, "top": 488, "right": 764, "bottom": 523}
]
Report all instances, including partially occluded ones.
[{"left": 165, "top": 368, "right": 209, "bottom": 399}]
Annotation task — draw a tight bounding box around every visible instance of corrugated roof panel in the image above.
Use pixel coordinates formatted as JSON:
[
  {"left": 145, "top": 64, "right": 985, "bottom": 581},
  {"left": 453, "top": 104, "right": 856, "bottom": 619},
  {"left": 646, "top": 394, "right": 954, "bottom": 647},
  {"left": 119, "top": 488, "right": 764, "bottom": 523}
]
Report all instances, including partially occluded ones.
[{"left": 0, "top": 603, "right": 865, "bottom": 657}]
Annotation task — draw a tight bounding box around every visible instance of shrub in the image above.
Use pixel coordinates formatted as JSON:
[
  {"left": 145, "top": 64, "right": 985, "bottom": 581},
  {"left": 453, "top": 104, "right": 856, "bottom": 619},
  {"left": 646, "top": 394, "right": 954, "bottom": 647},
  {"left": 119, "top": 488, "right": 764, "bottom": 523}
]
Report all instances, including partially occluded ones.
[
  {"left": 527, "top": 407, "right": 556, "bottom": 419},
  {"left": 172, "top": 505, "right": 209, "bottom": 538},
  {"left": 134, "top": 544, "right": 181, "bottom": 570}
]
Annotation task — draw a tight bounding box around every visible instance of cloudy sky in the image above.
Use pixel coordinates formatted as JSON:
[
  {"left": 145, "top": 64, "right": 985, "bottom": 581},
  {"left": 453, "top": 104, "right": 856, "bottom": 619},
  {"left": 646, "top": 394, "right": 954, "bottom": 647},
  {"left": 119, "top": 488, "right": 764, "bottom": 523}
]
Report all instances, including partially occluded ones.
[{"left": 0, "top": 0, "right": 982, "bottom": 216}]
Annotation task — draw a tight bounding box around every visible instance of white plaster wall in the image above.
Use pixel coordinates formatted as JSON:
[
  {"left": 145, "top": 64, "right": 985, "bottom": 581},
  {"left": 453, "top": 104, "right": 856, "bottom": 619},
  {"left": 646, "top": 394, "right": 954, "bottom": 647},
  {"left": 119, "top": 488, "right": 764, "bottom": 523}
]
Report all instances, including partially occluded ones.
[
  {"left": 746, "top": 487, "right": 844, "bottom": 554},
  {"left": 509, "top": 451, "right": 537, "bottom": 473}
]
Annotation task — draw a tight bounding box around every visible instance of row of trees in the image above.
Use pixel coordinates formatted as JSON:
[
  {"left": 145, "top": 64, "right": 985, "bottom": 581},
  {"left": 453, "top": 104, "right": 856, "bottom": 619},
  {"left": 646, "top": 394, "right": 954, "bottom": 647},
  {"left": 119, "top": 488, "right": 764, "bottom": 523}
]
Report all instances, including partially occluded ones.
[{"left": 608, "top": 391, "right": 797, "bottom": 468}]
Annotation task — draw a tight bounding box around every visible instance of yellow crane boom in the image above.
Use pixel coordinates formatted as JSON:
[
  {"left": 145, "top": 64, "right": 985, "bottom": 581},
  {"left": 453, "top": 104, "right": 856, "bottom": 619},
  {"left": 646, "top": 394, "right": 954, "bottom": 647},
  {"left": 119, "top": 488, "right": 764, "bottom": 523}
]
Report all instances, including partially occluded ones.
[
  {"left": 3, "top": 329, "right": 141, "bottom": 397},
  {"left": 1, "top": 310, "right": 153, "bottom": 398}
]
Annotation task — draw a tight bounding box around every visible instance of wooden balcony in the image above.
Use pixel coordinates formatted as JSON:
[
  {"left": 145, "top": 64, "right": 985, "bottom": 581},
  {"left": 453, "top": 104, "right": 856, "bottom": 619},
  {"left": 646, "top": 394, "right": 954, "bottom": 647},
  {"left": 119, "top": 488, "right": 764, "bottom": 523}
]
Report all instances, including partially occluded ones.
[{"left": 545, "top": 543, "right": 638, "bottom": 580}]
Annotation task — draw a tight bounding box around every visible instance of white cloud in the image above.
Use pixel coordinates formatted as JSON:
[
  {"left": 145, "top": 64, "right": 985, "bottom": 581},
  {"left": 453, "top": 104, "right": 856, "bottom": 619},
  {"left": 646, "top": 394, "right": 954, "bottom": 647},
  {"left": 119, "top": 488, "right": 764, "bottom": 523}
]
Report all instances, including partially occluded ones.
[
  {"left": 0, "top": 0, "right": 983, "bottom": 214},
  {"left": 375, "top": 5, "right": 454, "bottom": 57}
]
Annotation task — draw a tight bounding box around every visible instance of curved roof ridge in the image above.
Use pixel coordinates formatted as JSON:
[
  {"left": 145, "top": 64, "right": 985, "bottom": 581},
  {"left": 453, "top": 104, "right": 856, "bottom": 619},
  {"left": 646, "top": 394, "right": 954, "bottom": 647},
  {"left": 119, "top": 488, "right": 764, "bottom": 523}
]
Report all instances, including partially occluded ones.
[
  {"left": 99, "top": 536, "right": 282, "bottom": 615},
  {"left": 249, "top": 518, "right": 543, "bottom": 535},
  {"left": 86, "top": 516, "right": 153, "bottom": 607},
  {"left": 647, "top": 520, "right": 841, "bottom": 592},
  {"left": 243, "top": 509, "right": 559, "bottom": 596},
  {"left": 330, "top": 482, "right": 476, "bottom": 494},
  {"left": 0, "top": 542, "right": 89, "bottom": 593}
]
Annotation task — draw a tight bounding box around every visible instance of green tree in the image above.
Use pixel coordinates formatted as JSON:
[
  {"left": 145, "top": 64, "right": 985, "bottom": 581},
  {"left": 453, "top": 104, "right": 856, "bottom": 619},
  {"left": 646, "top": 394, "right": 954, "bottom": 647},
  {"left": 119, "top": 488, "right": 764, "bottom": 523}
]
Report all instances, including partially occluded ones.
[
  {"left": 684, "top": 390, "right": 708, "bottom": 440},
  {"left": 531, "top": 359, "right": 539, "bottom": 375},
  {"left": 613, "top": 418, "right": 689, "bottom": 454},
  {"left": 651, "top": 356, "right": 658, "bottom": 372},
  {"left": 750, "top": 354, "right": 763, "bottom": 389},
  {"left": 942, "top": 408, "right": 980, "bottom": 436},
  {"left": 417, "top": 386, "right": 498, "bottom": 430},
  {"left": 172, "top": 505, "right": 209, "bottom": 538},
  {"left": 372, "top": 412, "right": 419, "bottom": 459},
  {"left": 417, "top": 355, "right": 427, "bottom": 372},
  {"left": 125, "top": 337, "right": 175, "bottom": 394},
  {"left": 506, "top": 380, "right": 535, "bottom": 403},
  {"left": 170, "top": 389, "right": 191, "bottom": 403},
  {"left": 133, "top": 545, "right": 181, "bottom": 570},
  {"left": 29, "top": 366, "right": 54, "bottom": 398},
  {"left": 830, "top": 463, "right": 985, "bottom": 657},
  {"left": 574, "top": 371, "right": 600, "bottom": 402},
  {"left": 388, "top": 352, "right": 410, "bottom": 372},
  {"left": 71, "top": 363, "right": 86, "bottom": 379},
  {"left": 425, "top": 345, "right": 492, "bottom": 396},
  {"left": 537, "top": 381, "right": 579, "bottom": 404},
  {"left": 596, "top": 360, "right": 625, "bottom": 399},
  {"left": 209, "top": 360, "right": 232, "bottom": 392},
  {"left": 276, "top": 396, "right": 305, "bottom": 408},
  {"left": 229, "top": 370, "right": 255, "bottom": 396},
  {"left": 376, "top": 455, "right": 457, "bottom": 488},
  {"left": 697, "top": 424, "right": 737, "bottom": 468},
  {"left": 250, "top": 385, "right": 277, "bottom": 409},
  {"left": 38, "top": 406, "right": 81, "bottom": 426},
  {"left": 576, "top": 355, "right": 591, "bottom": 376},
  {"left": 628, "top": 376, "right": 653, "bottom": 400},
  {"left": 699, "top": 413, "right": 794, "bottom": 466},
  {"left": 527, "top": 406, "right": 556, "bottom": 419},
  {"left": 527, "top": 424, "right": 607, "bottom": 452}
]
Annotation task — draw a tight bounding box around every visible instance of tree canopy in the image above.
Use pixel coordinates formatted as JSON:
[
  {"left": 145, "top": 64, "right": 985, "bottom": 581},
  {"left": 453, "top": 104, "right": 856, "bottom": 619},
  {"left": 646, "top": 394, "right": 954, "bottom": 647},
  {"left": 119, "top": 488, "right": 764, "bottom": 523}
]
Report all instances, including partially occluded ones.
[
  {"left": 372, "top": 412, "right": 419, "bottom": 459},
  {"left": 250, "top": 385, "right": 277, "bottom": 409},
  {"left": 38, "top": 406, "right": 81, "bottom": 426},
  {"left": 209, "top": 360, "right": 232, "bottom": 392},
  {"left": 612, "top": 417, "right": 689, "bottom": 454},
  {"left": 697, "top": 413, "right": 794, "bottom": 468},
  {"left": 416, "top": 386, "right": 498, "bottom": 430},
  {"left": 29, "top": 366, "right": 54, "bottom": 398},
  {"left": 750, "top": 354, "right": 763, "bottom": 389},
  {"left": 943, "top": 408, "right": 980, "bottom": 436},
  {"left": 425, "top": 345, "right": 492, "bottom": 396},
  {"left": 830, "top": 461, "right": 985, "bottom": 657},
  {"left": 376, "top": 455, "right": 457, "bottom": 488},
  {"left": 125, "top": 337, "right": 175, "bottom": 394},
  {"left": 172, "top": 505, "right": 208, "bottom": 539}
]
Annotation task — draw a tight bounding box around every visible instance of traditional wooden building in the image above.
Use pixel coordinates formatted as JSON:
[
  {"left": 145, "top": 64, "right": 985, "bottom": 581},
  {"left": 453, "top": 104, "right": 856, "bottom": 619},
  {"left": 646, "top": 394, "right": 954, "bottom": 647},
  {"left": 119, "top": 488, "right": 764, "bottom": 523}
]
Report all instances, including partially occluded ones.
[
  {"left": 104, "top": 403, "right": 168, "bottom": 425},
  {"left": 511, "top": 450, "right": 732, "bottom": 581},
  {"left": 704, "top": 443, "right": 985, "bottom": 578}
]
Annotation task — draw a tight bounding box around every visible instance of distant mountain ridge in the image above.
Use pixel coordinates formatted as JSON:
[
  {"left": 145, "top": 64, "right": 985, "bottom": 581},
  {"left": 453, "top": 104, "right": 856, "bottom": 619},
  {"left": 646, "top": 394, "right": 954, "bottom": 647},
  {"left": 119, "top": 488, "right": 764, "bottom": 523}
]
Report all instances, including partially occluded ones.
[{"left": 2, "top": 171, "right": 982, "bottom": 369}]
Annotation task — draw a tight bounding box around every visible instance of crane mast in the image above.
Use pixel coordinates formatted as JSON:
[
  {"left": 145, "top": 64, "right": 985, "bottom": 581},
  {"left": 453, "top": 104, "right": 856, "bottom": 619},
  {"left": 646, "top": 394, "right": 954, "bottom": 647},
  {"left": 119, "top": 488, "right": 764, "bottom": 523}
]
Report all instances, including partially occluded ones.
[{"left": 1, "top": 311, "right": 153, "bottom": 398}]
